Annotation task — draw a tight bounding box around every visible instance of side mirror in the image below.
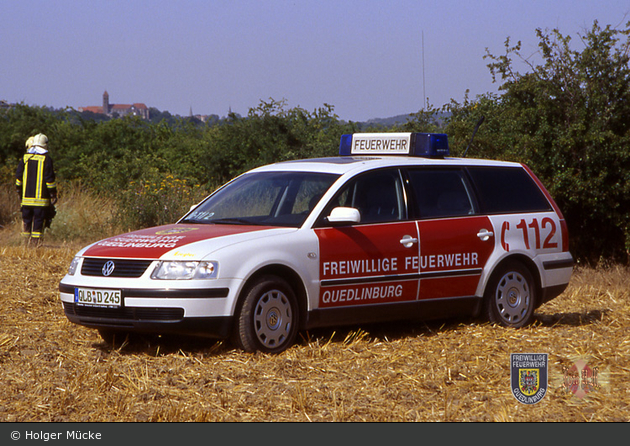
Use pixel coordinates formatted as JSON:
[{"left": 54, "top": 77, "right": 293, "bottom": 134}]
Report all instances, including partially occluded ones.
[
  {"left": 327, "top": 207, "right": 361, "bottom": 225},
  {"left": 189, "top": 200, "right": 205, "bottom": 213}
]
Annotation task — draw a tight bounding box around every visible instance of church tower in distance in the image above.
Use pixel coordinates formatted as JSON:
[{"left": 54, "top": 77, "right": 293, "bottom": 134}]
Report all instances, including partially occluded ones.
[{"left": 102, "top": 91, "right": 110, "bottom": 115}]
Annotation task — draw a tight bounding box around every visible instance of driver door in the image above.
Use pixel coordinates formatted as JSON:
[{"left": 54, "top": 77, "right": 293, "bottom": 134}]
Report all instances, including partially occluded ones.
[{"left": 314, "top": 169, "right": 420, "bottom": 309}]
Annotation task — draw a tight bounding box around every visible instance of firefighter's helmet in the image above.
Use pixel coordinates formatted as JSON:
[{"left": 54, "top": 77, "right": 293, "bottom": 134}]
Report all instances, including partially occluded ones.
[{"left": 32, "top": 133, "right": 48, "bottom": 149}]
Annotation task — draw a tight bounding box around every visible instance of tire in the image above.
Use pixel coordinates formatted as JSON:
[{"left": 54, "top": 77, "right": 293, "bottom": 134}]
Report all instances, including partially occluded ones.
[
  {"left": 233, "top": 275, "right": 299, "bottom": 353},
  {"left": 484, "top": 261, "right": 536, "bottom": 328}
]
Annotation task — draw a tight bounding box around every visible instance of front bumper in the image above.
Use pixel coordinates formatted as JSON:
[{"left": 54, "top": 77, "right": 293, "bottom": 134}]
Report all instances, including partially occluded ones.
[{"left": 59, "top": 282, "right": 234, "bottom": 339}]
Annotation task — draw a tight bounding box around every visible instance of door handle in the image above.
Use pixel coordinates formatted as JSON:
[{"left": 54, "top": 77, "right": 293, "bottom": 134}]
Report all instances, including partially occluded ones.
[
  {"left": 400, "top": 235, "right": 418, "bottom": 248},
  {"left": 477, "top": 229, "right": 494, "bottom": 241}
]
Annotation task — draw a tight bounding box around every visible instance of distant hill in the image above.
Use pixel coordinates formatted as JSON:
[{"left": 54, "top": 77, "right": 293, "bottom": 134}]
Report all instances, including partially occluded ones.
[
  {"left": 356, "top": 111, "right": 451, "bottom": 128},
  {"left": 362, "top": 113, "right": 414, "bottom": 127}
]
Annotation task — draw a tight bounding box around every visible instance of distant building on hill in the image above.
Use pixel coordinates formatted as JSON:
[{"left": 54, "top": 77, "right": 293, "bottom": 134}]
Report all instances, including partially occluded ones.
[{"left": 79, "top": 91, "right": 149, "bottom": 120}]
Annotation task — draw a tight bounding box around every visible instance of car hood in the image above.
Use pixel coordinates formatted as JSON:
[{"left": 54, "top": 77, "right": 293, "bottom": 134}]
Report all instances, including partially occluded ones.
[{"left": 81, "top": 223, "right": 292, "bottom": 260}]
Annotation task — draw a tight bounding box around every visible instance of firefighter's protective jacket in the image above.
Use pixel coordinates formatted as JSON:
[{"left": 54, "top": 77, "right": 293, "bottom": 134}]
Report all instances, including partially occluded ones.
[{"left": 15, "top": 152, "right": 57, "bottom": 207}]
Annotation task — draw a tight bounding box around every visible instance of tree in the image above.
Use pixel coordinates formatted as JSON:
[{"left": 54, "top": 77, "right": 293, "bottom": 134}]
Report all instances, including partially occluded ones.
[
  {"left": 476, "top": 21, "right": 630, "bottom": 262},
  {"left": 200, "top": 99, "right": 354, "bottom": 185},
  {"left": 0, "top": 103, "right": 62, "bottom": 165}
]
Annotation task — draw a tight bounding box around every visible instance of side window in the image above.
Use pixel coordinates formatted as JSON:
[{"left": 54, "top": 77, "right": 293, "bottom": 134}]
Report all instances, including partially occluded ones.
[
  {"left": 407, "top": 169, "right": 476, "bottom": 218},
  {"left": 319, "top": 170, "right": 405, "bottom": 225},
  {"left": 467, "top": 167, "right": 552, "bottom": 214}
]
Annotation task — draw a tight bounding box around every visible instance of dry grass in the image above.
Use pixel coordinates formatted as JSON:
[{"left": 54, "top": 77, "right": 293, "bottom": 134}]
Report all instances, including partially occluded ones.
[
  {"left": 0, "top": 243, "right": 628, "bottom": 422},
  {"left": 0, "top": 182, "right": 121, "bottom": 247},
  {"left": 0, "top": 184, "right": 21, "bottom": 229}
]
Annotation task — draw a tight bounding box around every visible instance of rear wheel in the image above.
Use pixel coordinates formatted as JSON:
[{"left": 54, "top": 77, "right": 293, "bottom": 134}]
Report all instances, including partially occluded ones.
[
  {"left": 484, "top": 261, "right": 536, "bottom": 328},
  {"left": 233, "top": 275, "right": 299, "bottom": 353}
]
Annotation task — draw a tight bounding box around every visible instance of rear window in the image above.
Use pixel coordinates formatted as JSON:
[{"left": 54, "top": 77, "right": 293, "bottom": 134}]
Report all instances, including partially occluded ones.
[
  {"left": 407, "top": 168, "right": 476, "bottom": 218},
  {"left": 467, "top": 166, "right": 552, "bottom": 214}
]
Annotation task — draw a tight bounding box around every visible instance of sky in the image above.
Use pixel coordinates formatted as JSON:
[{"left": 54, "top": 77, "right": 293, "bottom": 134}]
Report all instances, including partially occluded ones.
[{"left": 2, "top": 0, "right": 629, "bottom": 122}]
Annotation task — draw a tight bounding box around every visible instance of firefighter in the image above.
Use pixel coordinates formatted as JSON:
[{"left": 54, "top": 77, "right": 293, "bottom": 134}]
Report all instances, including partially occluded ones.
[
  {"left": 15, "top": 133, "right": 58, "bottom": 247},
  {"left": 25, "top": 135, "right": 34, "bottom": 151}
]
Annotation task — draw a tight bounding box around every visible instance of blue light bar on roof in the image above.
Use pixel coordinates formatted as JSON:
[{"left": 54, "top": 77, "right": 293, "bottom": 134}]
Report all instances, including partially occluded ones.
[{"left": 339, "top": 132, "right": 449, "bottom": 158}]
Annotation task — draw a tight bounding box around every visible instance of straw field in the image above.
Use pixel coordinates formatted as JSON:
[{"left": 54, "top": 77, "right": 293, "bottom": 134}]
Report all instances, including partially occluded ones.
[{"left": 0, "top": 244, "right": 628, "bottom": 422}]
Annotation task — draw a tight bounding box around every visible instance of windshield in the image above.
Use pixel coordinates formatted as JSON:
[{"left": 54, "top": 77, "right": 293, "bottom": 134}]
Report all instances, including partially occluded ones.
[{"left": 182, "top": 171, "right": 339, "bottom": 228}]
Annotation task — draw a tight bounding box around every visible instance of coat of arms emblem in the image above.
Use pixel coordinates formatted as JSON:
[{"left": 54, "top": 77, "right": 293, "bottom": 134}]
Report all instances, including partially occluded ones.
[
  {"left": 519, "top": 369, "right": 539, "bottom": 395},
  {"left": 511, "top": 353, "right": 548, "bottom": 404}
]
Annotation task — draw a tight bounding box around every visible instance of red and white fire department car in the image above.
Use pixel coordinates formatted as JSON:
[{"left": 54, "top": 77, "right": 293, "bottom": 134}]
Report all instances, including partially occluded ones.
[{"left": 59, "top": 133, "right": 574, "bottom": 353}]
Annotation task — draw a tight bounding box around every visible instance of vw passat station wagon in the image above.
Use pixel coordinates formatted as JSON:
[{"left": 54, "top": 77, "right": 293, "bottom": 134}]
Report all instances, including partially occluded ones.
[{"left": 59, "top": 133, "right": 574, "bottom": 353}]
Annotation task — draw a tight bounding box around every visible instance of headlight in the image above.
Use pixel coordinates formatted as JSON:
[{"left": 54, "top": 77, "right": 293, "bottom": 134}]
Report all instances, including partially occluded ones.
[
  {"left": 68, "top": 256, "right": 81, "bottom": 275},
  {"left": 151, "top": 261, "right": 218, "bottom": 280}
]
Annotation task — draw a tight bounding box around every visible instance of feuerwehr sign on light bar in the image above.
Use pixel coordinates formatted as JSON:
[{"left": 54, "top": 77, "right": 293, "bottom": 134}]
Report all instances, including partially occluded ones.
[
  {"left": 338, "top": 132, "right": 450, "bottom": 158},
  {"left": 349, "top": 133, "right": 412, "bottom": 155}
]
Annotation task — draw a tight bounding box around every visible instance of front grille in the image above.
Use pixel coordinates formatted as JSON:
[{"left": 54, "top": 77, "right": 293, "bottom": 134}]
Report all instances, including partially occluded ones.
[
  {"left": 63, "top": 302, "right": 184, "bottom": 321},
  {"left": 81, "top": 258, "right": 153, "bottom": 278}
]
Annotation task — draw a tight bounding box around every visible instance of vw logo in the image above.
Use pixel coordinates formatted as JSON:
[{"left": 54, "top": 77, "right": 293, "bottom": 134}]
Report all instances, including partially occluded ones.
[{"left": 102, "top": 260, "right": 116, "bottom": 277}]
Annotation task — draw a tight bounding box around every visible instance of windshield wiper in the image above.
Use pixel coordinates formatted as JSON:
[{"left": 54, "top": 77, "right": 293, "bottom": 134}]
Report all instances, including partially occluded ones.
[{"left": 208, "top": 218, "right": 257, "bottom": 225}]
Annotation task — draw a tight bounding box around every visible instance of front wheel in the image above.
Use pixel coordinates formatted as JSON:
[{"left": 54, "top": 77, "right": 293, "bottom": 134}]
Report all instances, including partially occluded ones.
[
  {"left": 232, "top": 275, "right": 299, "bottom": 353},
  {"left": 484, "top": 261, "right": 536, "bottom": 328}
]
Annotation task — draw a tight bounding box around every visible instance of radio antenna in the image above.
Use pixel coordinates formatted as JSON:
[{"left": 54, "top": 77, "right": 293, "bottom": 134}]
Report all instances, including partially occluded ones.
[
  {"left": 422, "top": 31, "right": 426, "bottom": 109},
  {"left": 463, "top": 115, "right": 485, "bottom": 158}
]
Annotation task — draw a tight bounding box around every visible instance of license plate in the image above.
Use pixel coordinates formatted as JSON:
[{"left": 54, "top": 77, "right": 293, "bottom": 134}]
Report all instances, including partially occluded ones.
[{"left": 74, "top": 287, "right": 122, "bottom": 308}]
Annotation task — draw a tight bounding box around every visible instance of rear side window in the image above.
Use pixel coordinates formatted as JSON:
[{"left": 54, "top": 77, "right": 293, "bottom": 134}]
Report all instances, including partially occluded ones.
[
  {"left": 467, "top": 166, "right": 551, "bottom": 214},
  {"left": 407, "top": 168, "right": 476, "bottom": 218}
]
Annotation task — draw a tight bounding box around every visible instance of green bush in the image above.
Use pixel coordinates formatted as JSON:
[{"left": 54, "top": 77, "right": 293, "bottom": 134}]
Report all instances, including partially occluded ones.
[{"left": 115, "top": 172, "right": 208, "bottom": 230}]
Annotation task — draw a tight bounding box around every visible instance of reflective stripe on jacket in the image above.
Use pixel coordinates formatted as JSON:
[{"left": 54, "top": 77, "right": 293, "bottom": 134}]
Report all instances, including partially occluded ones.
[{"left": 15, "top": 153, "right": 57, "bottom": 207}]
